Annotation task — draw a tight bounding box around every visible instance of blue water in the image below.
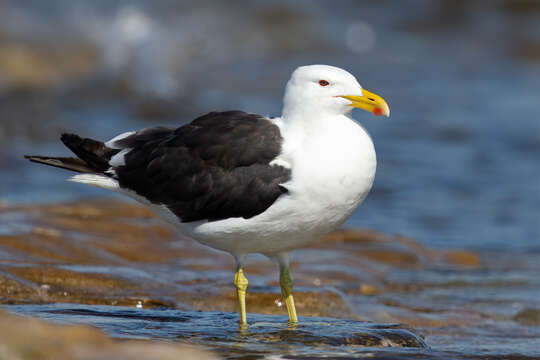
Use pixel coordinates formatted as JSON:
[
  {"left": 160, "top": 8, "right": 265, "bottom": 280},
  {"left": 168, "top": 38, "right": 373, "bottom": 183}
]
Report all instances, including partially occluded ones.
[
  {"left": 2, "top": 1, "right": 538, "bottom": 253},
  {"left": 7, "top": 303, "right": 540, "bottom": 359},
  {"left": 0, "top": 6, "right": 539, "bottom": 358}
]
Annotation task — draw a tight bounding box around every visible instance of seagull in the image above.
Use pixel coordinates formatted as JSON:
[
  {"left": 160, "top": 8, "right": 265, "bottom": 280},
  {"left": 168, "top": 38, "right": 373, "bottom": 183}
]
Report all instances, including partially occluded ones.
[{"left": 25, "top": 65, "right": 389, "bottom": 327}]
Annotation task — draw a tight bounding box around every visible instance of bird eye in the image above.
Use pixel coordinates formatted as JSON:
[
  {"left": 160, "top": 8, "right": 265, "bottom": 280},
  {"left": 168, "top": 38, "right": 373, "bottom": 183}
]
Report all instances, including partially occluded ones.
[{"left": 318, "top": 80, "right": 329, "bottom": 87}]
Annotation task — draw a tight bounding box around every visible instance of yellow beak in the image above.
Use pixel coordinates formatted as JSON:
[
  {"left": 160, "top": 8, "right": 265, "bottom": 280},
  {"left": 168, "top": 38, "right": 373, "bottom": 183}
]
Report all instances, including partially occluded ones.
[{"left": 340, "top": 89, "right": 390, "bottom": 117}]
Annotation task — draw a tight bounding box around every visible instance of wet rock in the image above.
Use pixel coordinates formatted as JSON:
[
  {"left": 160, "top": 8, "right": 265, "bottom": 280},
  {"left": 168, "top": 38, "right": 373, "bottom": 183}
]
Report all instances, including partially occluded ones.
[
  {"left": 6, "top": 304, "right": 429, "bottom": 353},
  {"left": 322, "top": 228, "right": 388, "bottom": 245},
  {"left": 0, "top": 274, "right": 38, "bottom": 303},
  {"left": 0, "top": 232, "right": 106, "bottom": 264},
  {"left": 319, "top": 229, "right": 437, "bottom": 269},
  {"left": 0, "top": 308, "right": 217, "bottom": 360},
  {"left": 253, "top": 326, "right": 425, "bottom": 347},
  {"left": 0, "top": 42, "right": 98, "bottom": 90},
  {"left": 358, "top": 283, "right": 383, "bottom": 296},
  {"left": 38, "top": 199, "right": 156, "bottom": 219},
  {"left": 178, "top": 288, "right": 355, "bottom": 319},
  {"left": 444, "top": 250, "right": 480, "bottom": 267},
  {"left": 355, "top": 249, "right": 420, "bottom": 269},
  {"left": 500, "top": 0, "right": 540, "bottom": 14},
  {"left": 7, "top": 266, "right": 139, "bottom": 293},
  {"left": 0, "top": 199, "right": 485, "bottom": 333},
  {"left": 514, "top": 308, "right": 540, "bottom": 326},
  {"left": 0, "top": 265, "right": 175, "bottom": 308},
  {"left": 1, "top": 266, "right": 150, "bottom": 307}
]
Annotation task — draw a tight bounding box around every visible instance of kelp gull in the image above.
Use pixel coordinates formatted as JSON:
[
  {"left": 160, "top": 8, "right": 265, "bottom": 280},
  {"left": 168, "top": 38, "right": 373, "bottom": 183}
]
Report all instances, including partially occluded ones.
[{"left": 25, "top": 64, "right": 390, "bottom": 326}]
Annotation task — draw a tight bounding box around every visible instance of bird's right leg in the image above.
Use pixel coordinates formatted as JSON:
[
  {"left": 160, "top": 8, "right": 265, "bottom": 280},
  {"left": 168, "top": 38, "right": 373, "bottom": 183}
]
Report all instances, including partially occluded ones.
[{"left": 233, "top": 255, "right": 248, "bottom": 328}]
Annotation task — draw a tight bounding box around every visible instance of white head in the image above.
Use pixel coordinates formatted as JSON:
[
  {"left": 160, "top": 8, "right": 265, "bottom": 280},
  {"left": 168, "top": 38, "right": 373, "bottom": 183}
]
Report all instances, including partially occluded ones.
[{"left": 282, "top": 64, "right": 389, "bottom": 119}]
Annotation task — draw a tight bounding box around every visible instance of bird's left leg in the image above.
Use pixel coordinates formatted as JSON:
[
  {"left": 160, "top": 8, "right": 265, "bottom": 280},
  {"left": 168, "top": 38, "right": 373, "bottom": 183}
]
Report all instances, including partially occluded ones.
[
  {"left": 233, "top": 255, "right": 248, "bottom": 328},
  {"left": 276, "top": 252, "right": 298, "bottom": 324}
]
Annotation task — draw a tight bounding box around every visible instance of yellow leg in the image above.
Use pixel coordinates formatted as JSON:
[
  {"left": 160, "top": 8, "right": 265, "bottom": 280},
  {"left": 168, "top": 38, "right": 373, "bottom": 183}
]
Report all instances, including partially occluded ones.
[
  {"left": 280, "top": 265, "right": 298, "bottom": 324},
  {"left": 233, "top": 266, "right": 248, "bottom": 327}
]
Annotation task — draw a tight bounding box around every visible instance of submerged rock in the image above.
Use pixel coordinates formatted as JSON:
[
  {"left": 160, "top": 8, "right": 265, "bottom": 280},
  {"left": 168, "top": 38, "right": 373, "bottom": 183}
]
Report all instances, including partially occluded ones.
[
  {"left": 5, "top": 304, "right": 428, "bottom": 356},
  {"left": 179, "top": 288, "right": 355, "bottom": 319},
  {"left": 444, "top": 250, "right": 480, "bottom": 267},
  {"left": 0, "top": 42, "right": 98, "bottom": 90},
  {"left": 0, "top": 199, "right": 483, "bottom": 327},
  {"left": 0, "top": 308, "right": 217, "bottom": 360},
  {"left": 514, "top": 308, "right": 540, "bottom": 326}
]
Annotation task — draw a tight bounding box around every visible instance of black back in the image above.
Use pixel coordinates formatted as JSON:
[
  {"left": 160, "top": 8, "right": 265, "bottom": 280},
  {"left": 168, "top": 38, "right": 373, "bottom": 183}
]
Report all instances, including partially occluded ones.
[{"left": 113, "top": 111, "right": 291, "bottom": 222}]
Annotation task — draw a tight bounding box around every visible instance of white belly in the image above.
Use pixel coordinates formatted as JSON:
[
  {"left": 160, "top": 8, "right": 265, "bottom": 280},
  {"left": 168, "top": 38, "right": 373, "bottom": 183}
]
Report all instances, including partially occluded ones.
[{"left": 185, "top": 115, "right": 377, "bottom": 256}]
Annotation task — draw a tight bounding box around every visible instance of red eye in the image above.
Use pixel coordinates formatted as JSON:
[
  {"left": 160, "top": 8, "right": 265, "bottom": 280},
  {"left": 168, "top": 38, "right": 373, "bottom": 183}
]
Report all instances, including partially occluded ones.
[{"left": 318, "top": 80, "right": 329, "bottom": 87}]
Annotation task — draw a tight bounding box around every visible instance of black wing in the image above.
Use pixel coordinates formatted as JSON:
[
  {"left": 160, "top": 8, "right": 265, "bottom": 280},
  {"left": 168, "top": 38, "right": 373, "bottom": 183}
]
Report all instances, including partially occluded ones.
[{"left": 113, "top": 111, "right": 291, "bottom": 222}]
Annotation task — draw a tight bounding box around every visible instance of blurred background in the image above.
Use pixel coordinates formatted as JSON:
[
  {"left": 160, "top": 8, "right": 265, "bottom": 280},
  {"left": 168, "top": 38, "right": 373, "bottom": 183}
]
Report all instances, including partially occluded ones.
[
  {"left": 0, "top": 0, "right": 539, "bottom": 251},
  {"left": 0, "top": 2, "right": 539, "bottom": 357}
]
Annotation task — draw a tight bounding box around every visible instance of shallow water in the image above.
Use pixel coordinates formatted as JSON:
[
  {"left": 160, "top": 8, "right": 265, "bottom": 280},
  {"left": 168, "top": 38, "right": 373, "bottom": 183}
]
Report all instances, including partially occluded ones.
[
  {"left": 1, "top": 1, "right": 539, "bottom": 359},
  {"left": 6, "top": 303, "right": 540, "bottom": 359},
  {"left": 1, "top": 200, "right": 538, "bottom": 359},
  {"left": 1, "top": 1, "right": 538, "bottom": 252},
  {"left": 8, "top": 304, "right": 427, "bottom": 355}
]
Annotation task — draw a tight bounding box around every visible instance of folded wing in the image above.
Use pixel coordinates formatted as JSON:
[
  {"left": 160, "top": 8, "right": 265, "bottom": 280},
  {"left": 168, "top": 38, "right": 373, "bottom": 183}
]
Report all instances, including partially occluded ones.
[{"left": 111, "top": 111, "right": 290, "bottom": 222}]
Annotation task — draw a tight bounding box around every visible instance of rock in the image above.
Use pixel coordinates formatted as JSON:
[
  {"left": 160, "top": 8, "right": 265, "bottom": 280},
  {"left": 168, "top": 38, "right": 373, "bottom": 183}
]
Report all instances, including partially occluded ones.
[
  {"left": 444, "top": 250, "right": 480, "bottom": 267},
  {"left": 178, "top": 289, "right": 356, "bottom": 319},
  {"left": 0, "top": 43, "right": 99, "bottom": 90},
  {"left": 7, "top": 266, "right": 138, "bottom": 293},
  {"left": 0, "top": 308, "right": 217, "bottom": 360},
  {"left": 0, "top": 274, "right": 37, "bottom": 303},
  {"left": 355, "top": 249, "right": 420, "bottom": 269},
  {"left": 4, "top": 304, "right": 428, "bottom": 353},
  {"left": 514, "top": 308, "right": 540, "bottom": 326},
  {"left": 321, "top": 228, "right": 388, "bottom": 245},
  {"left": 0, "top": 199, "right": 484, "bottom": 334},
  {"left": 358, "top": 283, "right": 383, "bottom": 296}
]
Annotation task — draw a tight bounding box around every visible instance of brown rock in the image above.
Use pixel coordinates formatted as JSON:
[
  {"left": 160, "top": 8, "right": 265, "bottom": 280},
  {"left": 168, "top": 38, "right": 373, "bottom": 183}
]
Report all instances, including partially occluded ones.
[
  {"left": 321, "top": 228, "right": 388, "bottom": 245},
  {"left": 0, "top": 232, "right": 108, "bottom": 264},
  {"left": 0, "top": 274, "right": 39, "bottom": 302},
  {"left": 0, "top": 234, "right": 73, "bottom": 263},
  {"left": 179, "top": 289, "right": 355, "bottom": 319},
  {"left": 0, "top": 266, "right": 174, "bottom": 307},
  {"left": 514, "top": 308, "right": 540, "bottom": 326},
  {"left": 0, "top": 308, "right": 217, "bottom": 360},
  {"left": 42, "top": 199, "right": 156, "bottom": 220},
  {"left": 0, "top": 43, "right": 98, "bottom": 90},
  {"left": 358, "top": 283, "right": 383, "bottom": 296},
  {"left": 0, "top": 198, "right": 487, "bottom": 330},
  {"left": 355, "top": 249, "right": 420, "bottom": 268},
  {"left": 445, "top": 250, "right": 480, "bottom": 267},
  {"left": 7, "top": 266, "right": 138, "bottom": 292}
]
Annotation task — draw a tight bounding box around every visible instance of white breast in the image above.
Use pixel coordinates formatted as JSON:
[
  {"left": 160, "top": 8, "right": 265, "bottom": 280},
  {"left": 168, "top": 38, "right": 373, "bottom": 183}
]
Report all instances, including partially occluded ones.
[
  {"left": 187, "top": 115, "right": 376, "bottom": 256},
  {"left": 286, "top": 115, "right": 376, "bottom": 225}
]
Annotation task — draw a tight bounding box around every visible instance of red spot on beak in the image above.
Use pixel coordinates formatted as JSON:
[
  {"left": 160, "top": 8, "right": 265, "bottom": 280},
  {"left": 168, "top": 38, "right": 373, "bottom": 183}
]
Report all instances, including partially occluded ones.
[{"left": 373, "top": 107, "right": 383, "bottom": 116}]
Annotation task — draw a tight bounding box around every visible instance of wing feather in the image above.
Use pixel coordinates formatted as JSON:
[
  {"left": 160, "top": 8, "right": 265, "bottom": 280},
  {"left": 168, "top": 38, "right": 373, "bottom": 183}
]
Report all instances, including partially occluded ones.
[{"left": 113, "top": 111, "right": 290, "bottom": 222}]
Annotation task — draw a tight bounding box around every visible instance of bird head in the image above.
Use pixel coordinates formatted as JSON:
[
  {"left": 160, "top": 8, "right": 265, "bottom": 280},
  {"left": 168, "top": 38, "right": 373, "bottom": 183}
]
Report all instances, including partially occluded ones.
[{"left": 282, "top": 65, "right": 389, "bottom": 119}]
